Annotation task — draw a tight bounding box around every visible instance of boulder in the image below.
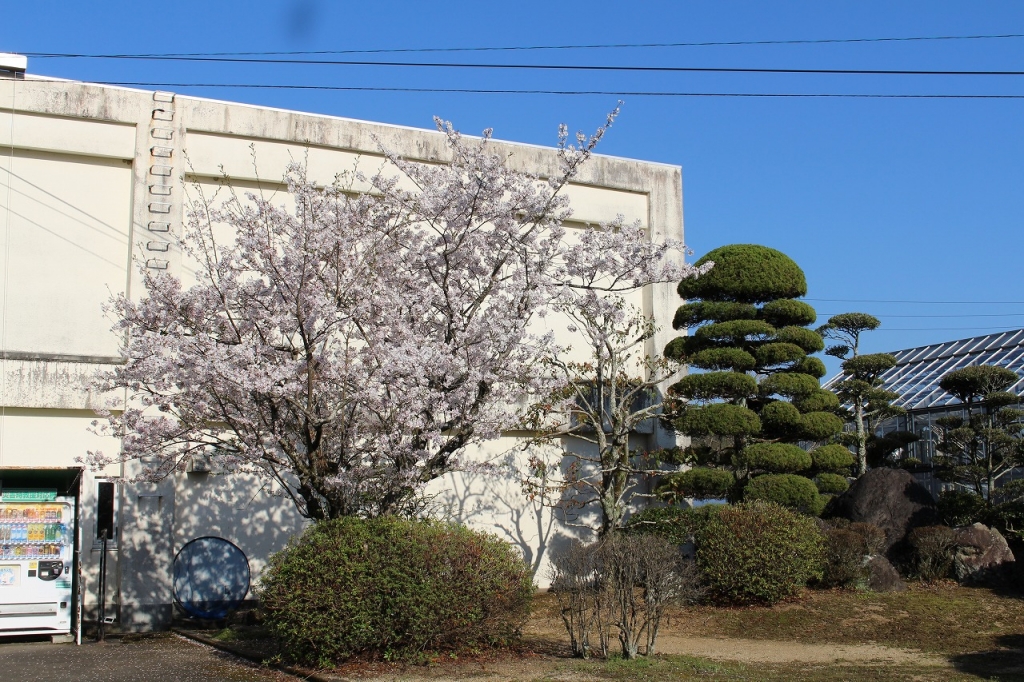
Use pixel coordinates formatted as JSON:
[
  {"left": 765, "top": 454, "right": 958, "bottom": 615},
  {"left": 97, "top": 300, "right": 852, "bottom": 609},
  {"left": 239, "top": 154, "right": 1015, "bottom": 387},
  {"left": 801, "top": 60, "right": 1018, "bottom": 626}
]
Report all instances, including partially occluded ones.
[
  {"left": 825, "top": 467, "right": 939, "bottom": 559},
  {"left": 953, "top": 523, "right": 1016, "bottom": 587},
  {"left": 866, "top": 555, "right": 907, "bottom": 592}
]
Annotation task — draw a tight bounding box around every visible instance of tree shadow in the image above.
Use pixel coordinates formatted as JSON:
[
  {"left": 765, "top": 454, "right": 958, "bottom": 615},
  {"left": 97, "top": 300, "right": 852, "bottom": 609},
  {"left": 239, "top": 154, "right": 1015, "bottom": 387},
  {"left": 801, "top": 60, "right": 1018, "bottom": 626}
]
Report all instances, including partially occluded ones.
[
  {"left": 428, "top": 447, "right": 600, "bottom": 586},
  {"left": 949, "top": 634, "right": 1024, "bottom": 680}
]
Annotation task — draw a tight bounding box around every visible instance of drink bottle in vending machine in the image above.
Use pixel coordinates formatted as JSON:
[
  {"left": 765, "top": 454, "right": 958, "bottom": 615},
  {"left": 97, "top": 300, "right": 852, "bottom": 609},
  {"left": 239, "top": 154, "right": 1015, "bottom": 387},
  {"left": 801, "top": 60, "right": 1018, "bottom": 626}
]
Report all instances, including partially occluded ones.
[{"left": 0, "top": 493, "right": 75, "bottom": 636}]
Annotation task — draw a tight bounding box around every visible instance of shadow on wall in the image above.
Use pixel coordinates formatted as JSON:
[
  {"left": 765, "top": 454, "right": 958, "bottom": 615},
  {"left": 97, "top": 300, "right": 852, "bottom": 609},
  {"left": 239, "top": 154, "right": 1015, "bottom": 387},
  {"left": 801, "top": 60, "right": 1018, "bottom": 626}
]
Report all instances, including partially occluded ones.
[
  {"left": 429, "top": 447, "right": 602, "bottom": 586},
  {"left": 170, "top": 471, "right": 308, "bottom": 603}
]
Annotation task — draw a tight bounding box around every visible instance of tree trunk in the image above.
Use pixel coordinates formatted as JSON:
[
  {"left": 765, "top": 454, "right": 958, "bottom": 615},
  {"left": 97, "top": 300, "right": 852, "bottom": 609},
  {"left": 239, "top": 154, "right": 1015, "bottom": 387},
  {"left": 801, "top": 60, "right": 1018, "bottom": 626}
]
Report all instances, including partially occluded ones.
[{"left": 854, "top": 402, "right": 867, "bottom": 477}]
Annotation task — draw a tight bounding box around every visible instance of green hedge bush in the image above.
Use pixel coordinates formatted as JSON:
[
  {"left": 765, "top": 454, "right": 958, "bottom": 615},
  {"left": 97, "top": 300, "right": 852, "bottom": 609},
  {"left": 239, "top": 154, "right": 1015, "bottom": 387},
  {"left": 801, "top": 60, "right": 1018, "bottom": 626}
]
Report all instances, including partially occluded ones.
[
  {"left": 739, "top": 443, "right": 812, "bottom": 474},
  {"left": 694, "top": 501, "right": 825, "bottom": 604},
  {"left": 814, "top": 473, "right": 850, "bottom": 495},
  {"left": 258, "top": 517, "right": 533, "bottom": 666},
  {"left": 810, "top": 444, "right": 855, "bottom": 473},
  {"left": 937, "top": 490, "right": 987, "bottom": 527},
  {"left": 744, "top": 473, "right": 821, "bottom": 514},
  {"left": 661, "top": 467, "right": 735, "bottom": 501},
  {"left": 908, "top": 525, "right": 956, "bottom": 581},
  {"left": 820, "top": 526, "right": 868, "bottom": 587},
  {"left": 625, "top": 504, "right": 725, "bottom": 545}
]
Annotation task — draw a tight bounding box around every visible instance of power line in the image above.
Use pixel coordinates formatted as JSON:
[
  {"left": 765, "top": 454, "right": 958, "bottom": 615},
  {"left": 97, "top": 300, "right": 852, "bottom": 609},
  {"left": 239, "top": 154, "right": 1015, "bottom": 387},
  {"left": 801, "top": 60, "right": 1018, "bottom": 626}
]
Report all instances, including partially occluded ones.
[
  {"left": 820, "top": 313, "right": 1024, "bottom": 318},
  {"left": 23, "top": 33, "right": 1024, "bottom": 57},
  {"left": 809, "top": 298, "right": 1024, "bottom": 304},
  {"left": 27, "top": 55, "right": 1024, "bottom": 77},
  {"left": 90, "top": 82, "right": 1024, "bottom": 99},
  {"left": 869, "top": 326, "right": 1024, "bottom": 331}
]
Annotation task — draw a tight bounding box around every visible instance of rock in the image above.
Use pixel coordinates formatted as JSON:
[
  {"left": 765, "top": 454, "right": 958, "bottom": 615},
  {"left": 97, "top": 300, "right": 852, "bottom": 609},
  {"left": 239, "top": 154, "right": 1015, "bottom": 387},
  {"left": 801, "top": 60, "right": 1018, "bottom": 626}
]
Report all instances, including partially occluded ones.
[
  {"left": 825, "top": 468, "right": 939, "bottom": 559},
  {"left": 953, "top": 523, "right": 1016, "bottom": 587},
  {"left": 866, "top": 555, "right": 907, "bottom": 592}
]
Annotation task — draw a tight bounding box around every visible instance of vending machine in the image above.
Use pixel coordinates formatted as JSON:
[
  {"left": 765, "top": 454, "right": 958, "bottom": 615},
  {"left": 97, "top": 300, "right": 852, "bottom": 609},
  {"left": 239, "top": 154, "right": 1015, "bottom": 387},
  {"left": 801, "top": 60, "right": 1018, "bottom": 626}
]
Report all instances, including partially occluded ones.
[{"left": 0, "top": 492, "right": 75, "bottom": 636}]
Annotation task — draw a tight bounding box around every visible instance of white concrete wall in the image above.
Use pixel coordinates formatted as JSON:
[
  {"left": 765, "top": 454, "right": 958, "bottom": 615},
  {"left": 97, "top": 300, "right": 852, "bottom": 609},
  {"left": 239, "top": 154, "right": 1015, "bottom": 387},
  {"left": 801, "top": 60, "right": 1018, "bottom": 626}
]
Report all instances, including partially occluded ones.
[{"left": 0, "top": 73, "right": 685, "bottom": 629}]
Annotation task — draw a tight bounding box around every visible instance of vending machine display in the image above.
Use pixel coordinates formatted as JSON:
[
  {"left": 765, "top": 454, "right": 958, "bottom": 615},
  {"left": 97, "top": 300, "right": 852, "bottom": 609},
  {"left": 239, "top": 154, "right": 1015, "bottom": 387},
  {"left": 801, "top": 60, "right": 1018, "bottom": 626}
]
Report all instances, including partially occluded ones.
[{"left": 0, "top": 495, "right": 74, "bottom": 636}]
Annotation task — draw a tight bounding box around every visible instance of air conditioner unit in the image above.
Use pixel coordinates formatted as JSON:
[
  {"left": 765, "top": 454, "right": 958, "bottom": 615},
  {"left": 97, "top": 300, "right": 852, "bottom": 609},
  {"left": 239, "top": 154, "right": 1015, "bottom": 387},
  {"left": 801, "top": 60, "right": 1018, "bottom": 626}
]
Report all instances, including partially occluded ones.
[
  {"left": 0, "top": 53, "right": 27, "bottom": 75},
  {"left": 186, "top": 453, "right": 214, "bottom": 474}
]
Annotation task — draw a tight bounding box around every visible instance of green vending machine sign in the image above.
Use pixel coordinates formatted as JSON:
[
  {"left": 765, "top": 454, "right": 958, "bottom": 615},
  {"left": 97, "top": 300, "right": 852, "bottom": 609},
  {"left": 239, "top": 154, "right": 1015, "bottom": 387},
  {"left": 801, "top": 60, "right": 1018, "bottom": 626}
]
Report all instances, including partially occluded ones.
[{"left": 0, "top": 489, "right": 58, "bottom": 502}]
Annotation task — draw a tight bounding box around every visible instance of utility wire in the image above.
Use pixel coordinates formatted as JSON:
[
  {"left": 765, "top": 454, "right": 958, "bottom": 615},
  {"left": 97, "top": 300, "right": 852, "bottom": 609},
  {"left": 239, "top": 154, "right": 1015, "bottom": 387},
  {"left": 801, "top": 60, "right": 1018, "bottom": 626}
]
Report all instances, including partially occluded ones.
[
  {"left": 820, "top": 313, "right": 1024, "bottom": 318},
  {"left": 89, "top": 82, "right": 1024, "bottom": 99},
  {"left": 808, "top": 298, "right": 1024, "bottom": 304},
  {"left": 868, "top": 326, "right": 1024, "bottom": 331},
  {"left": 26, "top": 55, "right": 1024, "bottom": 77},
  {"left": 22, "top": 33, "right": 1024, "bottom": 57}
]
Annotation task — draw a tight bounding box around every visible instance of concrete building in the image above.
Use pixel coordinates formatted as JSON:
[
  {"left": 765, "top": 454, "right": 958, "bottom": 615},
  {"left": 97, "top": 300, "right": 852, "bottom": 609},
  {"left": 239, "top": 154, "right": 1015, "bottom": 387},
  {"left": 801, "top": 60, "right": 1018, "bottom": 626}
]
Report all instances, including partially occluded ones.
[{"left": 0, "top": 56, "right": 685, "bottom": 633}]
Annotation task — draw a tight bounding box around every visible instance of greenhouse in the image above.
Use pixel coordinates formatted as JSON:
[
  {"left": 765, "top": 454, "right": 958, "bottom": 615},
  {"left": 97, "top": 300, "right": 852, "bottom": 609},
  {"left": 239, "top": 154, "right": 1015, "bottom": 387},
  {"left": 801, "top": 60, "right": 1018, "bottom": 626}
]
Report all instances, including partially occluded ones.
[{"left": 824, "top": 329, "right": 1024, "bottom": 491}]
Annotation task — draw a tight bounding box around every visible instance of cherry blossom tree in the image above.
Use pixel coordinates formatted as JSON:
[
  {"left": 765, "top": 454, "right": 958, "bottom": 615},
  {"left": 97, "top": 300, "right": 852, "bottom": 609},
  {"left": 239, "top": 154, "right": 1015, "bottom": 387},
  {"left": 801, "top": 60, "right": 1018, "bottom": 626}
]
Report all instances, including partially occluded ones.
[
  {"left": 518, "top": 217, "right": 713, "bottom": 536},
  {"left": 86, "top": 111, "right": 704, "bottom": 521}
]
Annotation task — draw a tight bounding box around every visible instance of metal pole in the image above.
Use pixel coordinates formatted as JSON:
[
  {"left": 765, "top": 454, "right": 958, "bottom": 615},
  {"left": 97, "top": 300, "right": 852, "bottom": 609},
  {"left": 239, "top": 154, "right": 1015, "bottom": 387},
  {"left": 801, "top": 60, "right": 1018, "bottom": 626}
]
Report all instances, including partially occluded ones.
[{"left": 97, "top": 529, "right": 107, "bottom": 643}]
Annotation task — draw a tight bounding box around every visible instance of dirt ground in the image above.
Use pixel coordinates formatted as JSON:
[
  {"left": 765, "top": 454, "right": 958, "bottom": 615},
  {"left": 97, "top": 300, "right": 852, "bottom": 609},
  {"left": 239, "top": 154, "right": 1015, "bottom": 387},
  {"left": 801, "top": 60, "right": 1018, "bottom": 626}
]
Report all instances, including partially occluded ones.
[
  {"left": 304, "top": 589, "right": 1006, "bottom": 681},
  {"left": 178, "top": 585, "right": 1024, "bottom": 681},
  {"left": 520, "top": 593, "right": 947, "bottom": 666}
]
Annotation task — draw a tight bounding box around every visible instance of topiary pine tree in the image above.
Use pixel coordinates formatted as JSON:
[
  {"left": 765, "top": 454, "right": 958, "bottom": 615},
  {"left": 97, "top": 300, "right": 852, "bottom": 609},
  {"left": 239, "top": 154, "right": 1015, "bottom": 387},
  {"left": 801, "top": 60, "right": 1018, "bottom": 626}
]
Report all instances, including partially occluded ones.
[
  {"left": 658, "top": 244, "right": 847, "bottom": 515},
  {"left": 933, "top": 365, "right": 1024, "bottom": 505},
  {"left": 818, "top": 313, "right": 906, "bottom": 477}
]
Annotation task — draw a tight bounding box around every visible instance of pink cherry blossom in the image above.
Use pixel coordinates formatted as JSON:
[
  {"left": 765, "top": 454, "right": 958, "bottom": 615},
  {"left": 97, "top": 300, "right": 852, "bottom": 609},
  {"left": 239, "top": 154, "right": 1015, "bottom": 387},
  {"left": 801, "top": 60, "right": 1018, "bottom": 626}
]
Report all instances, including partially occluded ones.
[{"left": 86, "top": 111, "right": 707, "bottom": 520}]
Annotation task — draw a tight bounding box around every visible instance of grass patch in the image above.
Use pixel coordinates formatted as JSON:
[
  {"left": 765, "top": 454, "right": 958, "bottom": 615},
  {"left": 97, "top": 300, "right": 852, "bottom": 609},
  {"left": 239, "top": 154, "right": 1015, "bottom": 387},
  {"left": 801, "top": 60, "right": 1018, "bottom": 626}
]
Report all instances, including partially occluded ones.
[
  {"left": 550, "top": 655, "right": 978, "bottom": 681},
  {"left": 681, "top": 582, "right": 1024, "bottom": 655}
]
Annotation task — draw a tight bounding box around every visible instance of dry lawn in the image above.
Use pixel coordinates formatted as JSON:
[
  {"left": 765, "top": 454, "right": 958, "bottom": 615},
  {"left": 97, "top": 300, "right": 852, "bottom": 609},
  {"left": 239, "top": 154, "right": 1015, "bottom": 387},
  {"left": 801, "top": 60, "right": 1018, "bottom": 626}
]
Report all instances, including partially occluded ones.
[{"left": 208, "top": 582, "right": 1024, "bottom": 681}]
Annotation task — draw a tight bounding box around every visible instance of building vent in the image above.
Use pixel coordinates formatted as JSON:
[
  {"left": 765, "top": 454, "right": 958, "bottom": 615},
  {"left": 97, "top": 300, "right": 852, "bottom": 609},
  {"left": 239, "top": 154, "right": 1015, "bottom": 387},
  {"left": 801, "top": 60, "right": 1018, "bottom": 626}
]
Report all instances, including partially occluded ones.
[{"left": 0, "top": 53, "right": 27, "bottom": 77}]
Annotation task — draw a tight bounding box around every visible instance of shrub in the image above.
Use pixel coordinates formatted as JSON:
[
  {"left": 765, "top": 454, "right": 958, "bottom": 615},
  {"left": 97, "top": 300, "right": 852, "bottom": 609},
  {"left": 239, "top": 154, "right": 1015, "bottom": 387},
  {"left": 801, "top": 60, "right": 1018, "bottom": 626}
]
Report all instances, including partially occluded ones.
[
  {"left": 625, "top": 504, "right": 725, "bottom": 545},
  {"left": 820, "top": 526, "right": 868, "bottom": 587},
  {"left": 908, "top": 525, "right": 956, "bottom": 581},
  {"left": 744, "top": 473, "right": 822, "bottom": 515},
  {"left": 817, "top": 521, "right": 885, "bottom": 588},
  {"left": 258, "top": 517, "right": 533, "bottom": 666},
  {"left": 937, "top": 490, "right": 987, "bottom": 527},
  {"left": 899, "top": 457, "right": 925, "bottom": 472},
  {"left": 989, "top": 500, "right": 1024, "bottom": 539},
  {"left": 814, "top": 473, "right": 850, "bottom": 495},
  {"left": 740, "top": 442, "right": 811, "bottom": 473},
  {"left": 848, "top": 522, "right": 887, "bottom": 555},
  {"left": 549, "top": 534, "right": 701, "bottom": 660},
  {"left": 658, "top": 467, "right": 735, "bottom": 502},
  {"left": 694, "top": 501, "right": 825, "bottom": 604},
  {"left": 811, "top": 444, "right": 855, "bottom": 473}
]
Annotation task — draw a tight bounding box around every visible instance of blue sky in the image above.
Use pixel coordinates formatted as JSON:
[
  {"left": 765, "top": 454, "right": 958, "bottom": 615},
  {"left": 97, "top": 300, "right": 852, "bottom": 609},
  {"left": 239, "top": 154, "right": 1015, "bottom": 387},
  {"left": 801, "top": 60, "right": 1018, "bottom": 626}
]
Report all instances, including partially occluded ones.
[{"left": 4, "top": 1, "right": 1024, "bottom": 374}]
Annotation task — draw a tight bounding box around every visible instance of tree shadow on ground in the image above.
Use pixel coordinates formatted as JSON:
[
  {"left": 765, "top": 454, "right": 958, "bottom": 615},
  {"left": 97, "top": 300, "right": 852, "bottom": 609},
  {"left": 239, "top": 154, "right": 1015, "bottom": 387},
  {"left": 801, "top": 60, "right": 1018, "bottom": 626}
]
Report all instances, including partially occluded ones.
[{"left": 949, "top": 633, "right": 1024, "bottom": 680}]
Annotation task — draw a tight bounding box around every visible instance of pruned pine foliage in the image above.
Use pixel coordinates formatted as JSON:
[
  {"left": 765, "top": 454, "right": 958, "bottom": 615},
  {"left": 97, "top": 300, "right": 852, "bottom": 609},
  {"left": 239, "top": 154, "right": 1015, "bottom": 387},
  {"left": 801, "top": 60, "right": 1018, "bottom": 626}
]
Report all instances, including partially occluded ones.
[
  {"left": 818, "top": 313, "right": 904, "bottom": 476},
  {"left": 660, "top": 245, "right": 843, "bottom": 513},
  {"left": 933, "top": 365, "right": 1024, "bottom": 506}
]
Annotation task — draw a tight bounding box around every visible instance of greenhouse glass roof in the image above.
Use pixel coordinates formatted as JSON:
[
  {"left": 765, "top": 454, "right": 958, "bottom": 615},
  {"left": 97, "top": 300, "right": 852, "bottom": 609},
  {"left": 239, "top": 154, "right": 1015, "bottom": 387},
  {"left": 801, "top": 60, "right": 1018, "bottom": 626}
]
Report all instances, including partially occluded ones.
[{"left": 823, "top": 329, "right": 1024, "bottom": 411}]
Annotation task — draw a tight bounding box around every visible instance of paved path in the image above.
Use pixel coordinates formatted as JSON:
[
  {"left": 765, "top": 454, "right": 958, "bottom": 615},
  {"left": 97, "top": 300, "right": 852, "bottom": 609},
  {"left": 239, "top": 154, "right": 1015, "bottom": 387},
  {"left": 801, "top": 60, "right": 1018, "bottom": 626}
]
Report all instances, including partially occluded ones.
[{"left": 0, "top": 633, "right": 296, "bottom": 682}]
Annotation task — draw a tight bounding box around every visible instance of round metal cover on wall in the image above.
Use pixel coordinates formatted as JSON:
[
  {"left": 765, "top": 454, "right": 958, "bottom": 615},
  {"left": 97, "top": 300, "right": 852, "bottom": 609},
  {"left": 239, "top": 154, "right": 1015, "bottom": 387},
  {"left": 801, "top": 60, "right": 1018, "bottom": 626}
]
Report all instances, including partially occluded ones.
[{"left": 172, "top": 536, "right": 250, "bottom": 620}]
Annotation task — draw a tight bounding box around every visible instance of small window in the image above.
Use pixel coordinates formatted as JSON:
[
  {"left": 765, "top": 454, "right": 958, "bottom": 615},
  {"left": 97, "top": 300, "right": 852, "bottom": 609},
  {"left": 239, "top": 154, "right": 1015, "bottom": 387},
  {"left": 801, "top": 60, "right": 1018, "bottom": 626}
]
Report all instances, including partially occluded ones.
[{"left": 96, "top": 481, "right": 116, "bottom": 543}]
